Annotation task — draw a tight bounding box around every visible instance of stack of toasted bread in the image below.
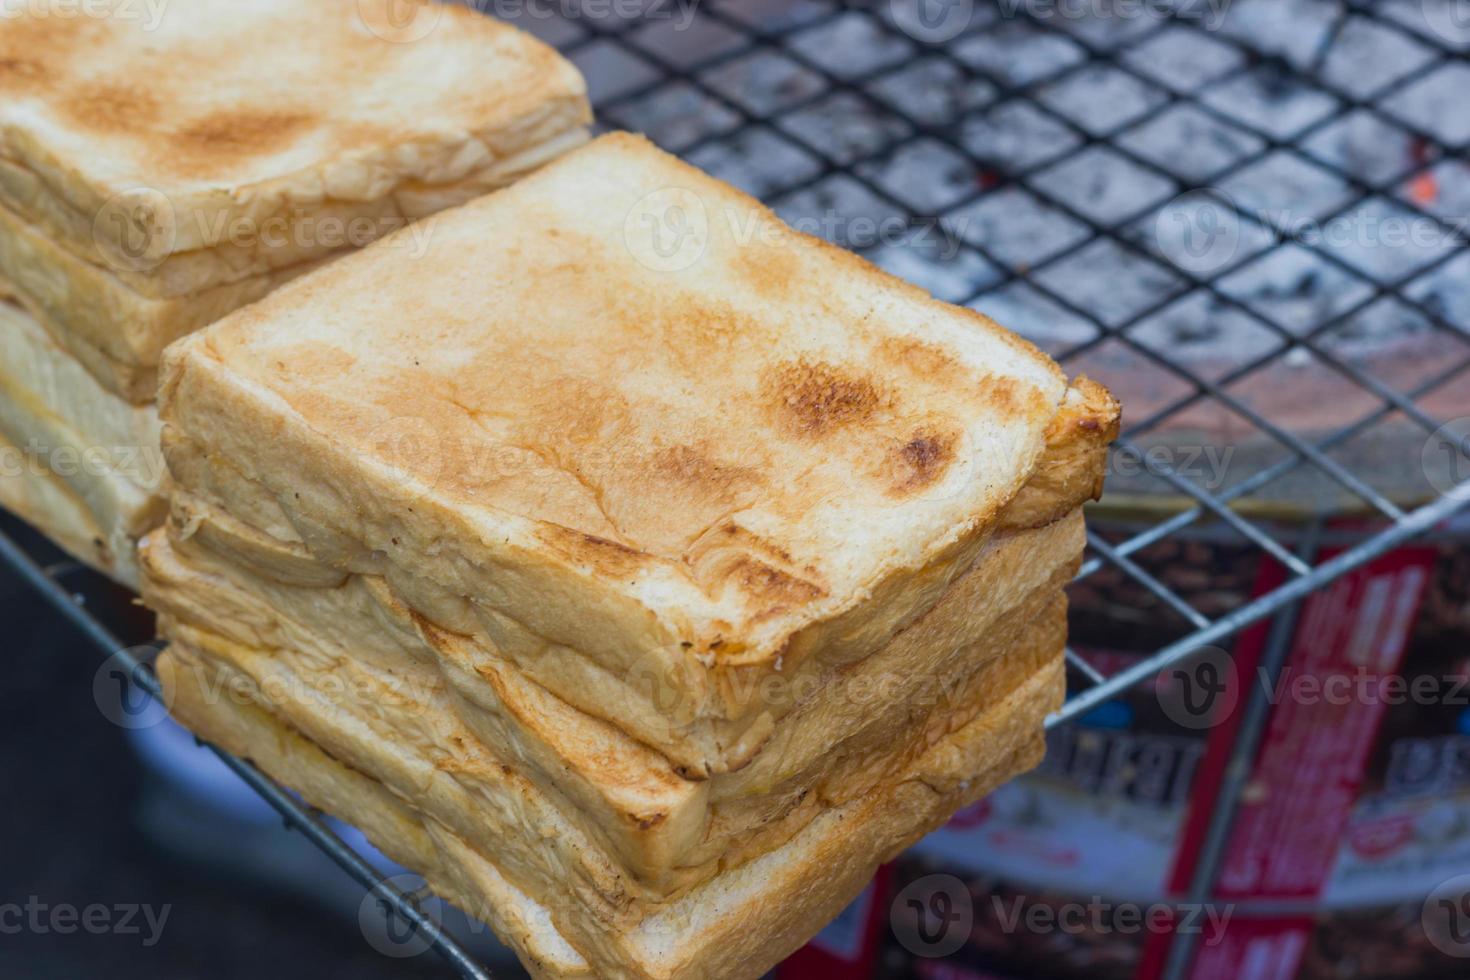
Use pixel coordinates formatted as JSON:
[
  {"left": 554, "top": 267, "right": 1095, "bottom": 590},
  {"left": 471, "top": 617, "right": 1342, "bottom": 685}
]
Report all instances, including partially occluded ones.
[
  {"left": 141, "top": 133, "right": 1118, "bottom": 979},
  {"left": 0, "top": 0, "right": 588, "bottom": 583}
]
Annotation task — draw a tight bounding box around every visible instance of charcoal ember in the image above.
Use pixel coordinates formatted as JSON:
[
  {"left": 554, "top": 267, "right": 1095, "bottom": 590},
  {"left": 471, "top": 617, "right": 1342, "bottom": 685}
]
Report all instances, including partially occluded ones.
[
  {"left": 1303, "top": 109, "right": 1436, "bottom": 186},
  {"left": 1398, "top": 159, "right": 1470, "bottom": 224},
  {"left": 1129, "top": 290, "right": 1281, "bottom": 381},
  {"left": 1382, "top": 0, "right": 1470, "bottom": 51}
]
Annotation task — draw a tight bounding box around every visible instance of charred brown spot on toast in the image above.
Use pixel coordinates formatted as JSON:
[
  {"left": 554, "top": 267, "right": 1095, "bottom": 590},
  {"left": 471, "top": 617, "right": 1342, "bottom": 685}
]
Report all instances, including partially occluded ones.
[
  {"left": 0, "top": 56, "right": 48, "bottom": 88},
  {"left": 169, "top": 108, "right": 316, "bottom": 169},
  {"left": 730, "top": 556, "right": 826, "bottom": 612},
  {"left": 877, "top": 336, "right": 970, "bottom": 387},
  {"left": 0, "top": 16, "right": 100, "bottom": 81},
  {"left": 57, "top": 81, "right": 160, "bottom": 133},
  {"left": 885, "top": 426, "right": 959, "bottom": 496},
  {"left": 730, "top": 237, "right": 798, "bottom": 299},
  {"left": 767, "top": 360, "right": 889, "bottom": 438},
  {"left": 535, "top": 524, "right": 649, "bottom": 577},
  {"left": 651, "top": 445, "right": 758, "bottom": 499}
]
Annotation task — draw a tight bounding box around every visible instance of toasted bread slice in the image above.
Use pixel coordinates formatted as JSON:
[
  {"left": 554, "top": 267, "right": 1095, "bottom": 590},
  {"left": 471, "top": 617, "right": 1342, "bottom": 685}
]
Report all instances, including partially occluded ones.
[
  {"left": 0, "top": 303, "right": 164, "bottom": 570},
  {"left": 0, "top": 0, "right": 590, "bottom": 294},
  {"left": 0, "top": 300, "right": 160, "bottom": 461},
  {"left": 156, "top": 384, "right": 1105, "bottom": 776},
  {"left": 141, "top": 515, "right": 1069, "bottom": 900},
  {"left": 160, "top": 132, "right": 1110, "bottom": 773},
  {"left": 0, "top": 428, "right": 131, "bottom": 580},
  {"left": 999, "top": 376, "right": 1120, "bottom": 529},
  {"left": 158, "top": 638, "right": 1061, "bottom": 980},
  {"left": 157, "top": 640, "right": 594, "bottom": 979},
  {"left": 0, "top": 202, "right": 329, "bottom": 400},
  {"left": 1, "top": 271, "right": 155, "bottom": 403}
]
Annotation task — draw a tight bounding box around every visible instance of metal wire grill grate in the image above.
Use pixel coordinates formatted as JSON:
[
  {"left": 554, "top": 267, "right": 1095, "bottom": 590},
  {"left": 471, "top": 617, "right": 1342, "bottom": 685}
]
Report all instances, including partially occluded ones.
[
  {"left": 550, "top": 0, "right": 1470, "bottom": 724},
  {"left": 4, "top": 2, "right": 1470, "bottom": 977}
]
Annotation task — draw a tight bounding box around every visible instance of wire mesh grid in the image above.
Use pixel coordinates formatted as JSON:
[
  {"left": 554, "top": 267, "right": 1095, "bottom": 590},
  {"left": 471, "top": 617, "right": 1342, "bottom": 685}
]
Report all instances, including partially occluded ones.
[
  {"left": 554, "top": 0, "right": 1470, "bottom": 721},
  {"left": 3, "top": 2, "right": 1470, "bottom": 978}
]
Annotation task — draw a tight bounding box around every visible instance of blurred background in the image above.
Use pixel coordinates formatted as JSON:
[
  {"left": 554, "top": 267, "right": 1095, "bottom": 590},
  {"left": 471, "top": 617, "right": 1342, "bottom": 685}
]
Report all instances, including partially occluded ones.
[{"left": 6, "top": 0, "right": 1470, "bottom": 978}]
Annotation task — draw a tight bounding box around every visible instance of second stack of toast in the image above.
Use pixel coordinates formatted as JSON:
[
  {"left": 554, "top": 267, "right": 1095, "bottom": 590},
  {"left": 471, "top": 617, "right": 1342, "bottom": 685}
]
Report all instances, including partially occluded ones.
[{"left": 0, "top": 0, "right": 589, "bottom": 582}]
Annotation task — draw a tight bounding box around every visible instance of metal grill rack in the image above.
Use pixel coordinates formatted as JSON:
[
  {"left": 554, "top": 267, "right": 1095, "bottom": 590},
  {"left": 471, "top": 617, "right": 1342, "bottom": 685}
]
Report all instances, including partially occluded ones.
[{"left": 4, "top": 2, "right": 1470, "bottom": 978}]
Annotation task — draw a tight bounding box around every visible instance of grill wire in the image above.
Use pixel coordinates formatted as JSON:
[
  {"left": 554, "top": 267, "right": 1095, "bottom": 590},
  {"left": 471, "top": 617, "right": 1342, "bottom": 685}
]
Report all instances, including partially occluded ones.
[{"left": 4, "top": 2, "right": 1470, "bottom": 977}]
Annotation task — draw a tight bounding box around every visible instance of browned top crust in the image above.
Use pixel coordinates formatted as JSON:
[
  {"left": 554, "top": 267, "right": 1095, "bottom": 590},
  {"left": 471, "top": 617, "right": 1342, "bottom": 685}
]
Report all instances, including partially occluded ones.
[
  {"left": 161, "top": 133, "right": 1081, "bottom": 675},
  {"left": 0, "top": 0, "right": 588, "bottom": 257}
]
